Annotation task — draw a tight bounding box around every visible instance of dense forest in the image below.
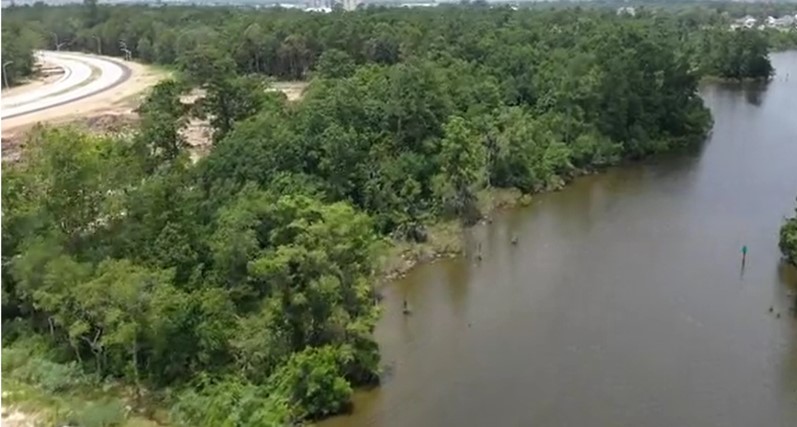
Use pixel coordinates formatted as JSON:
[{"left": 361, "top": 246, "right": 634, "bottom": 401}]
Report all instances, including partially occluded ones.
[
  {"left": 1, "top": 1, "right": 792, "bottom": 85},
  {"left": 1, "top": 18, "right": 41, "bottom": 86},
  {"left": 0, "top": 3, "right": 789, "bottom": 426},
  {"left": 782, "top": 200, "right": 797, "bottom": 266}
]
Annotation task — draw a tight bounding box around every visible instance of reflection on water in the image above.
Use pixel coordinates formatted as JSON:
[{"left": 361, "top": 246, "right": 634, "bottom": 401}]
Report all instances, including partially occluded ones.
[
  {"left": 778, "top": 262, "right": 797, "bottom": 314},
  {"left": 776, "top": 261, "right": 797, "bottom": 418},
  {"left": 320, "top": 51, "right": 797, "bottom": 427},
  {"left": 744, "top": 82, "right": 767, "bottom": 106}
]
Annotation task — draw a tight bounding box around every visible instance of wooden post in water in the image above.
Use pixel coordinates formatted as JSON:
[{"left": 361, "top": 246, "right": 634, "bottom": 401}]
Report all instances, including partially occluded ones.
[{"left": 741, "top": 245, "right": 748, "bottom": 267}]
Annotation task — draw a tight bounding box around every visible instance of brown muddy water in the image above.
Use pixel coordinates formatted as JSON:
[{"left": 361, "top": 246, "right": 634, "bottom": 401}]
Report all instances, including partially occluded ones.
[{"left": 322, "top": 52, "right": 797, "bottom": 427}]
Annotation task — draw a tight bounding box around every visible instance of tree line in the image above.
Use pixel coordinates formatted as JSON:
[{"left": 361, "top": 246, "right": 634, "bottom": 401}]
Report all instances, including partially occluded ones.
[
  {"left": 0, "top": 1, "right": 786, "bottom": 86},
  {"left": 1, "top": 19, "right": 40, "bottom": 86},
  {"left": 0, "top": 4, "right": 779, "bottom": 426}
]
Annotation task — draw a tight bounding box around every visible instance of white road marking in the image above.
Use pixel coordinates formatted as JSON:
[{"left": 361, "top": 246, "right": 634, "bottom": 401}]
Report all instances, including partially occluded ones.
[{"left": 1, "top": 51, "right": 127, "bottom": 120}]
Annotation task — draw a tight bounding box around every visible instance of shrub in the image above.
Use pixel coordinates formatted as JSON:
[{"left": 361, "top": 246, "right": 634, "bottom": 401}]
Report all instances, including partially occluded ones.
[
  {"left": 13, "top": 357, "right": 90, "bottom": 394},
  {"left": 3, "top": 337, "right": 93, "bottom": 394},
  {"left": 73, "top": 399, "right": 126, "bottom": 427},
  {"left": 269, "top": 345, "right": 353, "bottom": 420},
  {"left": 170, "top": 376, "right": 291, "bottom": 427},
  {"left": 780, "top": 206, "right": 797, "bottom": 265}
]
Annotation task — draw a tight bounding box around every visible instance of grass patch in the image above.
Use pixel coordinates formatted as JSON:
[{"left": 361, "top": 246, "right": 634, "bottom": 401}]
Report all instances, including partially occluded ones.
[
  {"left": 1, "top": 376, "right": 135, "bottom": 427},
  {"left": 476, "top": 187, "right": 529, "bottom": 214},
  {"left": 379, "top": 187, "right": 529, "bottom": 281},
  {"left": 381, "top": 219, "right": 464, "bottom": 280},
  {"left": 1, "top": 338, "right": 163, "bottom": 427}
]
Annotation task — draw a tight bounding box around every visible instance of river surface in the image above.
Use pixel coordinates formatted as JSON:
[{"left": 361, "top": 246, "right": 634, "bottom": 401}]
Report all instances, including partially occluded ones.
[{"left": 322, "top": 52, "right": 797, "bottom": 427}]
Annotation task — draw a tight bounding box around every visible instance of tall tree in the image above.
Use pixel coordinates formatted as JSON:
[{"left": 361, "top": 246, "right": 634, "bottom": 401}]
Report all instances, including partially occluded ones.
[{"left": 433, "top": 116, "right": 486, "bottom": 223}]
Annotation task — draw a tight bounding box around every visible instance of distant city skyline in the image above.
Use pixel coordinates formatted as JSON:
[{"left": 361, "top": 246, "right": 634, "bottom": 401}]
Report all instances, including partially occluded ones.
[{"left": 3, "top": 0, "right": 797, "bottom": 8}]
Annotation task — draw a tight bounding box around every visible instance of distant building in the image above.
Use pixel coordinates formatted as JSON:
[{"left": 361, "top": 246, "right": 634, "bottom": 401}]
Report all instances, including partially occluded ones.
[
  {"left": 306, "top": 0, "right": 332, "bottom": 8},
  {"left": 732, "top": 15, "right": 757, "bottom": 29},
  {"left": 400, "top": 2, "right": 437, "bottom": 7},
  {"left": 773, "top": 15, "right": 796, "bottom": 28},
  {"left": 616, "top": 6, "right": 635, "bottom": 17}
]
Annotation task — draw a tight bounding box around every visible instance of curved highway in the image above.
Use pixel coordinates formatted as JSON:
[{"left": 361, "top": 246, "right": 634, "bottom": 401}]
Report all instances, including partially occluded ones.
[{"left": 1, "top": 51, "right": 131, "bottom": 120}]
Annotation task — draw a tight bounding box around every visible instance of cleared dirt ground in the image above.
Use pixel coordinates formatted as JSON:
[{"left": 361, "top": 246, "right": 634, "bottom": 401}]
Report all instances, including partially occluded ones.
[{"left": 2, "top": 66, "right": 308, "bottom": 162}]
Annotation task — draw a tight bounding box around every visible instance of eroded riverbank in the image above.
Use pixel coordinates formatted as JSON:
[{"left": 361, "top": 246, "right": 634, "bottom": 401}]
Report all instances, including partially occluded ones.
[{"left": 322, "top": 51, "right": 797, "bottom": 427}]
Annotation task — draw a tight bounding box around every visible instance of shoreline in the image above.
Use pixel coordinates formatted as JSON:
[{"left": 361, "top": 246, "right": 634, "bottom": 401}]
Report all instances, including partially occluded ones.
[
  {"left": 699, "top": 75, "right": 773, "bottom": 85},
  {"left": 377, "top": 170, "right": 597, "bottom": 284},
  {"left": 374, "top": 129, "right": 717, "bottom": 286},
  {"left": 378, "top": 190, "right": 524, "bottom": 282}
]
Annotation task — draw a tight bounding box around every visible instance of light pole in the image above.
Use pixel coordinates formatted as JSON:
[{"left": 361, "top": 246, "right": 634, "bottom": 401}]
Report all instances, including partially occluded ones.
[
  {"left": 93, "top": 35, "right": 102, "bottom": 55},
  {"left": 2, "top": 60, "right": 14, "bottom": 89},
  {"left": 119, "top": 40, "right": 131, "bottom": 60},
  {"left": 51, "top": 32, "right": 71, "bottom": 51}
]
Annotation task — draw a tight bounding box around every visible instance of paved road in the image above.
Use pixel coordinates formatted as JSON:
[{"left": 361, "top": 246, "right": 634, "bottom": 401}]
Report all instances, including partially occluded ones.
[{"left": 1, "top": 51, "right": 131, "bottom": 120}]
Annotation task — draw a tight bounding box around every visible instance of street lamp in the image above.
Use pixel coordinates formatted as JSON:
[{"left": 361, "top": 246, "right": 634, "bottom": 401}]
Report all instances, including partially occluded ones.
[
  {"left": 93, "top": 35, "right": 102, "bottom": 55},
  {"left": 3, "top": 60, "right": 14, "bottom": 89},
  {"left": 51, "top": 32, "right": 71, "bottom": 51},
  {"left": 119, "top": 40, "right": 131, "bottom": 60}
]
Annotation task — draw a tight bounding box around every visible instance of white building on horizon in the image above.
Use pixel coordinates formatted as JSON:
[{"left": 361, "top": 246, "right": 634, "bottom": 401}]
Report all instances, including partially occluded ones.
[{"left": 342, "top": 0, "right": 359, "bottom": 10}]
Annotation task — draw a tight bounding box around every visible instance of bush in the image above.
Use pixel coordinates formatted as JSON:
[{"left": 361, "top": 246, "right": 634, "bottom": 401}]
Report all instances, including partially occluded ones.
[
  {"left": 3, "top": 337, "right": 93, "bottom": 394},
  {"left": 170, "top": 377, "right": 291, "bottom": 427},
  {"left": 172, "top": 347, "right": 354, "bottom": 425},
  {"left": 172, "top": 347, "right": 355, "bottom": 425},
  {"left": 780, "top": 204, "right": 797, "bottom": 265},
  {"left": 13, "top": 357, "right": 90, "bottom": 394},
  {"left": 269, "top": 345, "right": 353, "bottom": 420},
  {"left": 1, "top": 319, "right": 35, "bottom": 346},
  {"left": 73, "top": 399, "right": 126, "bottom": 427}
]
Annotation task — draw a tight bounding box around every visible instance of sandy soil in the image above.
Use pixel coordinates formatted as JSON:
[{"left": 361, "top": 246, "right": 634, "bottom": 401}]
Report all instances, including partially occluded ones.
[
  {"left": 1, "top": 408, "right": 39, "bottom": 427},
  {"left": 270, "top": 81, "right": 308, "bottom": 102},
  {"left": 180, "top": 81, "right": 308, "bottom": 161},
  {"left": 183, "top": 117, "right": 214, "bottom": 162},
  {"left": 2, "top": 73, "right": 308, "bottom": 162},
  {"left": 178, "top": 82, "right": 308, "bottom": 161}
]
